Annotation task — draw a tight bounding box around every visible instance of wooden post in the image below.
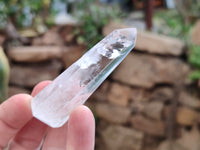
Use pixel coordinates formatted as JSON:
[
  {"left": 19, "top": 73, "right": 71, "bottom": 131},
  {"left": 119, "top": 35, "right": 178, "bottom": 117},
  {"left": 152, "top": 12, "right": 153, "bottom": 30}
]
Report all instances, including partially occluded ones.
[{"left": 145, "top": 0, "right": 154, "bottom": 30}]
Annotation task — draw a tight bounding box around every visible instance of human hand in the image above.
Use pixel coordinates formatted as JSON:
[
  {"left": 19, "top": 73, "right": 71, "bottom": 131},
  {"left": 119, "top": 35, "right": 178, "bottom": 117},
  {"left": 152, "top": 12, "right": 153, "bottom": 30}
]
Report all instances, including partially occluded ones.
[{"left": 0, "top": 81, "right": 95, "bottom": 150}]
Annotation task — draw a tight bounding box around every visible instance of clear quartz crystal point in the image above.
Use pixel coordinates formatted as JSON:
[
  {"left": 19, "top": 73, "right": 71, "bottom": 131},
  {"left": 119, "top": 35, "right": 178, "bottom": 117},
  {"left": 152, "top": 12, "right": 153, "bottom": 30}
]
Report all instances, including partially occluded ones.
[{"left": 31, "top": 28, "right": 137, "bottom": 128}]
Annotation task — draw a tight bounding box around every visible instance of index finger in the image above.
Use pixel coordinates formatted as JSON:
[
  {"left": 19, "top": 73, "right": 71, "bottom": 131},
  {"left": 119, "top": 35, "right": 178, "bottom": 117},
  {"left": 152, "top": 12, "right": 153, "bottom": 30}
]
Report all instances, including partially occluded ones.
[{"left": 0, "top": 94, "right": 32, "bottom": 149}]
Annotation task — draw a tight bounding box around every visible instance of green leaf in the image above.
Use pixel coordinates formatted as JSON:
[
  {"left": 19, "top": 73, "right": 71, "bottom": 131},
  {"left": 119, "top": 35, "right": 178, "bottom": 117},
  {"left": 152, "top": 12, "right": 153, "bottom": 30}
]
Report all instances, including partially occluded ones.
[
  {"left": 188, "top": 45, "right": 200, "bottom": 68},
  {"left": 189, "top": 70, "right": 200, "bottom": 80},
  {"left": 0, "top": 47, "right": 10, "bottom": 103}
]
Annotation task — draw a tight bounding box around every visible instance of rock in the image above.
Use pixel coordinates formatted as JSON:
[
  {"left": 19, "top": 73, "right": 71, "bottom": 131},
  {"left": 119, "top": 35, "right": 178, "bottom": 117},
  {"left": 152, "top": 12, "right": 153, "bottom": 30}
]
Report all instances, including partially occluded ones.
[
  {"left": 0, "top": 34, "right": 5, "bottom": 45},
  {"left": 7, "top": 46, "right": 62, "bottom": 62},
  {"left": 130, "top": 88, "right": 173, "bottom": 116},
  {"left": 10, "top": 60, "right": 62, "bottom": 88},
  {"left": 158, "top": 126, "right": 200, "bottom": 150},
  {"left": 129, "top": 88, "right": 149, "bottom": 114},
  {"left": 107, "top": 83, "right": 131, "bottom": 107},
  {"left": 130, "top": 102, "right": 145, "bottom": 114},
  {"left": 157, "top": 140, "right": 184, "bottom": 150},
  {"left": 8, "top": 46, "right": 85, "bottom": 63},
  {"left": 191, "top": 20, "right": 200, "bottom": 45},
  {"left": 130, "top": 115, "right": 165, "bottom": 136},
  {"left": 176, "top": 107, "right": 199, "bottom": 126},
  {"left": 143, "top": 101, "right": 164, "bottom": 120},
  {"left": 19, "top": 29, "right": 39, "bottom": 38},
  {"left": 135, "top": 31, "right": 185, "bottom": 56},
  {"left": 32, "top": 27, "right": 63, "bottom": 45},
  {"left": 150, "top": 87, "right": 174, "bottom": 102},
  {"left": 176, "top": 126, "right": 200, "bottom": 150},
  {"left": 90, "top": 81, "right": 110, "bottom": 101},
  {"left": 179, "top": 91, "right": 200, "bottom": 109},
  {"left": 95, "top": 103, "right": 131, "bottom": 124},
  {"left": 103, "top": 21, "right": 185, "bottom": 56},
  {"left": 131, "top": 88, "right": 150, "bottom": 102},
  {"left": 103, "top": 21, "right": 128, "bottom": 36},
  {"left": 143, "top": 134, "right": 161, "bottom": 150},
  {"left": 112, "top": 53, "right": 189, "bottom": 88},
  {"left": 59, "top": 25, "right": 76, "bottom": 44},
  {"left": 8, "top": 86, "right": 30, "bottom": 97},
  {"left": 101, "top": 125, "right": 144, "bottom": 150},
  {"left": 163, "top": 105, "right": 171, "bottom": 120},
  {"left": 131, "top": 94, "right": 164, "bottom": 120},
  {"left": 61, "top": 45, "right": 85, "bottom": 68},
  {"left": 97, "top": 119, "right": 109, "bottom": 131},
  {"left": 95, "top": 135, "right": 105, "bottom": 150}
]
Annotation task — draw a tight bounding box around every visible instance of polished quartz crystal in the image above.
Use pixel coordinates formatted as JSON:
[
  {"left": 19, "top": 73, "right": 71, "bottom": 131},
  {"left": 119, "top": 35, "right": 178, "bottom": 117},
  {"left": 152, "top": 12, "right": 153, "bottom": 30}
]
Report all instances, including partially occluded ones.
[{"left": 31, "top": 28, "right": 137, "bottom": 128}]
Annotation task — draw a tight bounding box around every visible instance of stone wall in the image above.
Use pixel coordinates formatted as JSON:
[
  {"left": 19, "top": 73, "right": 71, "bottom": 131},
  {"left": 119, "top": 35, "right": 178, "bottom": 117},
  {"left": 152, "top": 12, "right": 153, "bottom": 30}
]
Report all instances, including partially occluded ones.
[{"left": 4, "top": 24, "right": 200, "bottom": 150}]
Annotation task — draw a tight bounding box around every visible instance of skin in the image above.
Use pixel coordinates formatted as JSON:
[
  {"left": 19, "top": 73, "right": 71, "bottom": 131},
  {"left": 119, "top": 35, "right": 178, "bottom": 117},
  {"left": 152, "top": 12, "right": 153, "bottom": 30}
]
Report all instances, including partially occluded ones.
[{"left": 0, "top": 81, "right": 95, "bottom": 150}]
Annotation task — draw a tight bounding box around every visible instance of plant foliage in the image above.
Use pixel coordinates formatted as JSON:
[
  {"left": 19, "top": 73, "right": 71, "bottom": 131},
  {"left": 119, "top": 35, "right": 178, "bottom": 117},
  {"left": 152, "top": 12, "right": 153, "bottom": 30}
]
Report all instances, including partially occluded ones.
[
  {"left": 188, "top": 45, "right": 200, "bottom": 68},
  {"left": 72, "top": 0, "right": 121, "bottom": 49},
  {"left": 154, "top": 10, "right": 193, "bottom": 42},
  {"left": 0, "top": 47, "right": 10, "bottom": 103},
  {"left": 154, "top": 3, "right": 200, "bottom": 81},
  {"left": 188, "top": 45, "right": 200, "bottom": 80},
  {"left": 0, "top": 0, "right": 121, "bottom": 49},
  {"left": 0, "top": 0, "right": 56, "bottom": 29}
]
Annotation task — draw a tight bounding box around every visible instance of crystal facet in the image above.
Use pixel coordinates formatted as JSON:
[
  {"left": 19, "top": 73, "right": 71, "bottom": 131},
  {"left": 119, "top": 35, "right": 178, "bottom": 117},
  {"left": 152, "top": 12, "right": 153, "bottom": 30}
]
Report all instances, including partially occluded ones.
[{"left": 31, "top": 28, "right": 137, "bottom": 128}]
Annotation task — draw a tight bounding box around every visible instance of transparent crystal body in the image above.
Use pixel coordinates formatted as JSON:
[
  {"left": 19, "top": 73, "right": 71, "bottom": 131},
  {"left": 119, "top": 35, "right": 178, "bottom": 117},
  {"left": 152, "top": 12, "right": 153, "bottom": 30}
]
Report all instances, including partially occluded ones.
[{"left": 31, "top": 28, "right": 137, "bottom": 128}]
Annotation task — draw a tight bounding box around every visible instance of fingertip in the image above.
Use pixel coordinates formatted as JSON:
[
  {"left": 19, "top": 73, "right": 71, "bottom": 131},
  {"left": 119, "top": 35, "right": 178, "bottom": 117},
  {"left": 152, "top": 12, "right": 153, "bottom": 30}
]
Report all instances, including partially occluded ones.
[
  {"left": 0, "top": 94, "right": 33, "bottom": 147},
  {"left": 11, "top": 93, "right": 32, "bottom": 106},
  {"left": 31, "top": 80, "right": 52, "bottom": 96},
  {"left": 71, "top": 105, "right": 94, "bottom": 118},
  {"left": 67, "top": 105, "right": 95, "bottom": 150},
  {"left": 1, "top": 94, "right": 33, "bottom": 125},
  {"left": 70, "top": 105, "right": 95, "bottom": 127}
]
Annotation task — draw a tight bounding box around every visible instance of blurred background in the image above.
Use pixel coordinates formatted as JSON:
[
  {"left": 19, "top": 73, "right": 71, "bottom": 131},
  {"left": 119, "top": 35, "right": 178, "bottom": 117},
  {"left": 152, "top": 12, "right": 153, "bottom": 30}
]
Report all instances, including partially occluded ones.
[{"left": 0, "top": 0, "right": 200, "bottom": 149}]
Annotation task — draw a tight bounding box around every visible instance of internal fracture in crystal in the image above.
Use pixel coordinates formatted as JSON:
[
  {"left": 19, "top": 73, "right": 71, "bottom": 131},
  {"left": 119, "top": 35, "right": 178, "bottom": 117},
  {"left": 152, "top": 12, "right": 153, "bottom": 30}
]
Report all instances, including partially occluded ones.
[{"left": 31, "top": 28, "right": 137, "bottom": 128}]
